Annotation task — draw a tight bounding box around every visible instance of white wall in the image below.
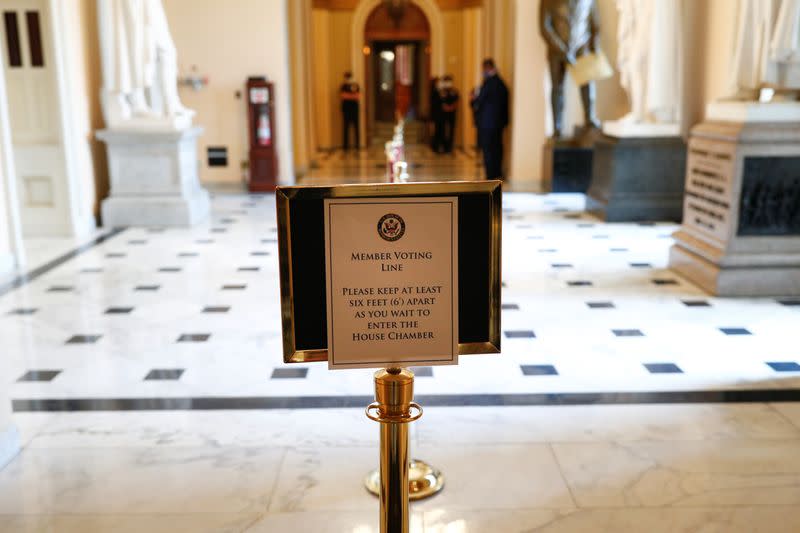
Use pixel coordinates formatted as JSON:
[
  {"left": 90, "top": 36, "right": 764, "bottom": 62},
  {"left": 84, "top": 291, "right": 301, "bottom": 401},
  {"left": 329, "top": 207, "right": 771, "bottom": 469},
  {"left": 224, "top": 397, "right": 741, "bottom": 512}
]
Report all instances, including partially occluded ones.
[{"left": 163, "top": 0, "right": 294, "bottom": 185}]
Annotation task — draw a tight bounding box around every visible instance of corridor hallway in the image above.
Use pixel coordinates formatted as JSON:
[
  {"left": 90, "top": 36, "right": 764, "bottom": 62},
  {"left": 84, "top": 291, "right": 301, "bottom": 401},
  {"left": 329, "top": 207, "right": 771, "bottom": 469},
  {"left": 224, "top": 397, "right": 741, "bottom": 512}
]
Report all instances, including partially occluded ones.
[{"left": 301, "top": 144, "right": 484, "bottom": 185}]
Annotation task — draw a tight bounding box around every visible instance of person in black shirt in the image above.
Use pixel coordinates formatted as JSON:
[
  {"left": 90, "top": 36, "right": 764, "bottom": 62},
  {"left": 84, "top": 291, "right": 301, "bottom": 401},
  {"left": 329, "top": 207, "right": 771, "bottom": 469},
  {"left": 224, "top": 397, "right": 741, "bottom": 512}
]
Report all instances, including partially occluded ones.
[
  {"left": 440, "top": 75, "right": 459, "bottom": 154},
  {"left": 471, "top": 58, "right": 509, "bottom": 180},
  {"left": 340, "top": 72, "right": 360, "bottom": 151},
  {"left": 430, "top": 76, "right": 443, "bottom": 152}
]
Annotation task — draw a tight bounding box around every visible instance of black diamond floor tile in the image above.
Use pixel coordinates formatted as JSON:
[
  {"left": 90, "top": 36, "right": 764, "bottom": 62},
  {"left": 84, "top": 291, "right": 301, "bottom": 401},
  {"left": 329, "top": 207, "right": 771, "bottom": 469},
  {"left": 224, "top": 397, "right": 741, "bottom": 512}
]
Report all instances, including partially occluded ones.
[
  {"left": 203, "top": 306, "right": 230, "bottom": 313},
  {"left": 630, "top": 263, "right": 652, "bottom": 268},
  {"left": 177, "top": 333, "right": 210, "bottom": 342},
  {"left": 9, "top": 308, "right": 37, "bottom": 315},
  {"left": 502, "top": 303, "right": 520, "bottom": 310},
  {"left": 587, "top": 302, "right": 614, "bottom": 309},
  {"left": 767, "top": 362, "right": 800, "bottom": 372},
  {"left": 105, "top": 307, "right": 134, "bottom": 314},
  {"left": 144, "top": 368, "right": 185, "bottom": 380},
  {"left": 612, "top": 329, "right": 644, "bottom": 337},
  {"left": 644, "top": 363, "right": 683, "bottom": 374},
  {"left": 158, "top": 267, "right": 182, "bottom": 272},
  {"left": 17, "top": 370, "right": 61, "bottom": 382},
  {"left": 505, "top": 330, "right": 536, "bottom": 339},
  {"left": 720, "top": 327, "right": 752, "bottom": 336},
  {"left": 682, "top": 300, "right": 711, "bottom": 307},
  {"left": 271, "top": 367, "right": 309, "bottom": 379},
  {"left": 66, "top": 334, "right": 102, "bottom": 344},
  {"left": 222, "top": 284, "right": 247, "bottom": 290},
  {"left": 135, "top": 285, "right": 160, "bottom": 291},
  {"left": 567, "top": 281, "right": 593, "bottom": 287},
  {"left": 521, "top": 364, "right": 558, "bottom": 376},
  {"left": 652, "top": 279, "right": 679, "bottom": 286},
  {"left": 238, "top": 267, "right": 260, "bottom": 272},
  {"left": 47, "top": 286, "right": 73, "bottom": 292}
]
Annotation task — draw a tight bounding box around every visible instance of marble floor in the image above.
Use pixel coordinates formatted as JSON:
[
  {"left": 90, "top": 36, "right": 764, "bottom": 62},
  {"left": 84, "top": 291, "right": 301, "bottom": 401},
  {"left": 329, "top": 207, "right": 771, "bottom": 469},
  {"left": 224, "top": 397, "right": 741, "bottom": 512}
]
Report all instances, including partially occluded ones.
[{"left": 1, "top": 152, "right": 800, "bottom": 531}]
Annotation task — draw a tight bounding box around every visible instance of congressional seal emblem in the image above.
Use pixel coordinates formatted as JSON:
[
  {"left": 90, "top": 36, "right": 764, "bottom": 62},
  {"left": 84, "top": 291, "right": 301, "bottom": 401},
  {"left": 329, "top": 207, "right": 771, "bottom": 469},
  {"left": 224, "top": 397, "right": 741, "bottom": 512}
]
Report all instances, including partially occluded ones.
[{"left": 377, "top": 213, "right": 405, "bottom": 242}]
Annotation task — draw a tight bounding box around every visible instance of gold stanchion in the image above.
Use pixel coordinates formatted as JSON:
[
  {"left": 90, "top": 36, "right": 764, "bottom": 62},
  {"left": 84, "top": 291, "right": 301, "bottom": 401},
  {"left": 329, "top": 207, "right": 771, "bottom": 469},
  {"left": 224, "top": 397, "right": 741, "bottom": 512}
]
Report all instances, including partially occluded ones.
[{"left": 365, "top": 368, "right": 444, "bottom": 533}]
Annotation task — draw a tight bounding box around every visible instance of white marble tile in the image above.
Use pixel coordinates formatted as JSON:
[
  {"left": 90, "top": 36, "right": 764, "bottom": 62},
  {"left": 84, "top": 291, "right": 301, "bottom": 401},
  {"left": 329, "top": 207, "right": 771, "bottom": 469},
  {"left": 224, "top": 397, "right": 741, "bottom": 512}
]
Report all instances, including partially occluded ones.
[
  {"left": 553, "top": 439, "right": 800, "bottom": 507},
  {"left": 268, "top": 447, "right": 379, "bottom": 512},
  {"left": 769, "top": 403, "right": 800, "bottom": 430},
  {"left": 0, "top": 513, "right": 260, "bottom": 533},
  {"left": 423, "top": 507, "right": 800, "bottom": 533},
  {"left": 0, "top": 446, "right": 285, "bottom": 514},
  {"left": 270, "top": 443, "right": 573, "bottom": 514},
  {"left": 245, "top": 510, "right": 424, "bottom": 533},
  {"left": 417, "top": 404, "right": 800, "bottom": 444},
  {"left": 25, "top": 410, "right": 378, "bottom": 449},
  {"left": 411, "top": 444, "right": 575, "bottom": 511}
]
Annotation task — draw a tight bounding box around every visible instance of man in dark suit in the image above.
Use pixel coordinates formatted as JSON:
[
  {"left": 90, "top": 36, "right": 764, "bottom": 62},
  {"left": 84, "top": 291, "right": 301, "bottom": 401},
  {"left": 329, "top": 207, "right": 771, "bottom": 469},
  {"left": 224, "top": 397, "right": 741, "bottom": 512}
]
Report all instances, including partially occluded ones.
[
  {"left": 471, "top": 58, "right": 509, "bottom": 180},
  {"left": 440, "top": 75, "right": 459, "bottom": 154},
  {"left": 340, "top": 71, "right": 360, "bottom": 151}
]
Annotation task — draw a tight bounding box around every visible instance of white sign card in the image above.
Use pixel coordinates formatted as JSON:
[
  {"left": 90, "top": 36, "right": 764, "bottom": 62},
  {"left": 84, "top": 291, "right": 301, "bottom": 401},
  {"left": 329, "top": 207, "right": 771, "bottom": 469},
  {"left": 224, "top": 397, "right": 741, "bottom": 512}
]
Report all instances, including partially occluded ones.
[{"left": 324, "top": 197, "right": 459, "bottom": 369}]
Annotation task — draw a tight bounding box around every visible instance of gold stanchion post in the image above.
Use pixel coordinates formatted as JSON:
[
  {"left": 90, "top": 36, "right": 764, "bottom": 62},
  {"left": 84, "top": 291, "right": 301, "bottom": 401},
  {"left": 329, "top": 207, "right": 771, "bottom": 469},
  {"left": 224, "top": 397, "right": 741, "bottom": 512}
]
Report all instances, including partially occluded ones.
[{"left": 365, "top": 367, "right": 444, "bottom": 532}]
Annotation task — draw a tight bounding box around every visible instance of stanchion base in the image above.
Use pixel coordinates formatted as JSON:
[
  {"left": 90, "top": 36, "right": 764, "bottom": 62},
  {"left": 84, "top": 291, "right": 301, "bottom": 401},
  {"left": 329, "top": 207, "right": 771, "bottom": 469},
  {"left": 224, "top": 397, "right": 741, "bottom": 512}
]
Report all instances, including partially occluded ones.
[{"left": 365, "top": 459, "right": 444, "bottom": 501}]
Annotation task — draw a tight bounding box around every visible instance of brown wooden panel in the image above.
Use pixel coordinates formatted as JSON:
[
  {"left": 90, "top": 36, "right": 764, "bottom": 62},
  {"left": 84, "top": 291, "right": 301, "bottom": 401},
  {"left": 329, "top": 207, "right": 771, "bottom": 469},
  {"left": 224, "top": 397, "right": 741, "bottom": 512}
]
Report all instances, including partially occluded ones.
[
  {"left": 3, "top": 11, "right": 21, "bottom": 67},
  {"left": 25, "top": 11, "right": 43, "bottom": 67}
]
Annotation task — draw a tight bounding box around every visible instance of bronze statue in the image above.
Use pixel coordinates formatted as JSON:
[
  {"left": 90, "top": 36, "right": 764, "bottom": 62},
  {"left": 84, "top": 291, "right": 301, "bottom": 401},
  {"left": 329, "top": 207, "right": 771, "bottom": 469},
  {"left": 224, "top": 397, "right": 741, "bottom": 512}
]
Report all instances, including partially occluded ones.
[{"left": 540, "top": 0, "right": 601, "bottom": 138}]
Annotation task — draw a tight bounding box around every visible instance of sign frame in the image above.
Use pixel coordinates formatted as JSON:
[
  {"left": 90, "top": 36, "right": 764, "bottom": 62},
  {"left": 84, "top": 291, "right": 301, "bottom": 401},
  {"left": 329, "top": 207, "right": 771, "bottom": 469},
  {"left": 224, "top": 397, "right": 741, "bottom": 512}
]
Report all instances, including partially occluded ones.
[{"left": 276, "top": 180, "right": 502, "bottom": 364}]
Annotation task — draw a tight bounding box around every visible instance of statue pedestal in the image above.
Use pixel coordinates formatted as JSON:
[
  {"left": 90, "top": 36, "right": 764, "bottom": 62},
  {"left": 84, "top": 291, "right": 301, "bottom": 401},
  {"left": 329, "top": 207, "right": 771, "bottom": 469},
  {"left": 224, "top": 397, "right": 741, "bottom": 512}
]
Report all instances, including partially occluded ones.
[
  {"left": 98, "top": 127, "right": 210, "bottom": 227},
  {"left": 542, "top": 137, "right": 593, "bottom": 193},
  {"left": 669, "top": 115, "right": 800, "bottom": 296},
  {"left": 587, "top": 127, "right": 686, "bottom": 222}
]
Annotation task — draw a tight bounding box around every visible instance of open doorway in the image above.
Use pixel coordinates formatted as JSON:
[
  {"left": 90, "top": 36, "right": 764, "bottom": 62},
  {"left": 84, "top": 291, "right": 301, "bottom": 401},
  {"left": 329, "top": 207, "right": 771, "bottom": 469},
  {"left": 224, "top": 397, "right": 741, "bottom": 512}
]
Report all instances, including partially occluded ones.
[{"left": 364, "top": 2, "right": 430, "bottom": 145}]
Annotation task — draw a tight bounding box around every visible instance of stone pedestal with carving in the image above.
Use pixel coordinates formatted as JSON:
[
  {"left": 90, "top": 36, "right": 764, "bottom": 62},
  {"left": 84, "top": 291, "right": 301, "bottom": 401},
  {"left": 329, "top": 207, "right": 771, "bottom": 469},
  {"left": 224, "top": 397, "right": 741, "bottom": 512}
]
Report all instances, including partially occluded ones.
[
  {"left": 98, "top": 127, "right": 210, "bottom": 227},
  {"left": 669, "top": 114, "right": 800, "bottom": 296},
  {"left": 542, "top": 138, "right": 593, "bottom": 193},
  {"left": 587, "top": 133, "right": 686, "bottom": 222}
]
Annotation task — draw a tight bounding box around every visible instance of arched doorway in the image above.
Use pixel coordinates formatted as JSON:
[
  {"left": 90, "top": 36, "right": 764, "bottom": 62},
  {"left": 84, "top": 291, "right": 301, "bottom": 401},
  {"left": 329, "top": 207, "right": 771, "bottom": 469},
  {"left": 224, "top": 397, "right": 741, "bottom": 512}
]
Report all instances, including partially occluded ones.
[{"left": 364, "top": 2, "right": 430, "bottom": 144}]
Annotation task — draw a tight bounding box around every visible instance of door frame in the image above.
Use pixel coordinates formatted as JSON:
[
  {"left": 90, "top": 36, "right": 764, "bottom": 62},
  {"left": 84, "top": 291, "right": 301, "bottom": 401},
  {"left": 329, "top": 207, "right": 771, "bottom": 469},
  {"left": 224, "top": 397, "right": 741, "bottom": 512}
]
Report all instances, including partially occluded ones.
[{"left": 0, "top": 0, "right": 96, "bottom": 239}]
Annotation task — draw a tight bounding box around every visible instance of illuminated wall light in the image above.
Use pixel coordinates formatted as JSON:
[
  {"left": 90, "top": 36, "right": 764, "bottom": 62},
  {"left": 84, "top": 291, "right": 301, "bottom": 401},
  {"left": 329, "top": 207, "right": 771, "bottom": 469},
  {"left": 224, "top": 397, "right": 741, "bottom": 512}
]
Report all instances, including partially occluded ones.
[{"left": 363, "top": 45, "right": 371, "bottom": 55}]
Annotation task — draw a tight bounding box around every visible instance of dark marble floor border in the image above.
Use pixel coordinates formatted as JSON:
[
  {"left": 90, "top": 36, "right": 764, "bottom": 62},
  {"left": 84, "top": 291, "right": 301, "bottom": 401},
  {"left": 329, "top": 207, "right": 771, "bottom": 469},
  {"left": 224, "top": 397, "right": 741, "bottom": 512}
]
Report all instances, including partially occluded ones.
[
  {"left": 13, "top": 388, "right": 800, "bottom": 412},
  {"left": 0, "top": 228, "right": 127, "bottom": 298}
]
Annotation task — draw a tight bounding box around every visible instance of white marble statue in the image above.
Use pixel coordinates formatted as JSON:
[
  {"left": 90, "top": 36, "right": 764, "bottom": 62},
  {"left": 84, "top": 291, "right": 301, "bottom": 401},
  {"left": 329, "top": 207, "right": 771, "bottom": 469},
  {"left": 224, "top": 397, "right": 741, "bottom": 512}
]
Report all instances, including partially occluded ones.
[
  {"left": 728, "top": 0, "right": 800, "bottom": 98},
  {"left": 604, "top": 0, "right": 682, "bottom": 136},
  {"left": 97, "top": 0, "right": 194, "bottom": 129}
]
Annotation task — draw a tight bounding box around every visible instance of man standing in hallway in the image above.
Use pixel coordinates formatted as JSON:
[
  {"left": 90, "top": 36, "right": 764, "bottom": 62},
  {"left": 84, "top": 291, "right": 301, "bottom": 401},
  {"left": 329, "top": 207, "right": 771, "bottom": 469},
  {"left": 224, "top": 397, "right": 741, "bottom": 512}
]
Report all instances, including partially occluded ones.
[
  {"left": 340, "top": 72, "right": 360, "bottom": 151},
  {"left": 441, "top": 75, "right": 459, "bottom": 154},
  {"left": 471, "top": 58, "right": 509, "bottom": 180}
]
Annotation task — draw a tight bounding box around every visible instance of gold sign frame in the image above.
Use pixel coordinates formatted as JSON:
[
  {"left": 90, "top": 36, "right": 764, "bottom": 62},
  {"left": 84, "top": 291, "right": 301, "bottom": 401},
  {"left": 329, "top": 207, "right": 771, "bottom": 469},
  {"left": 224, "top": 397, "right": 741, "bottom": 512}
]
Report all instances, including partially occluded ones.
[{"left": 276, "top": 181, "right": 502, "bottom": 364}]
